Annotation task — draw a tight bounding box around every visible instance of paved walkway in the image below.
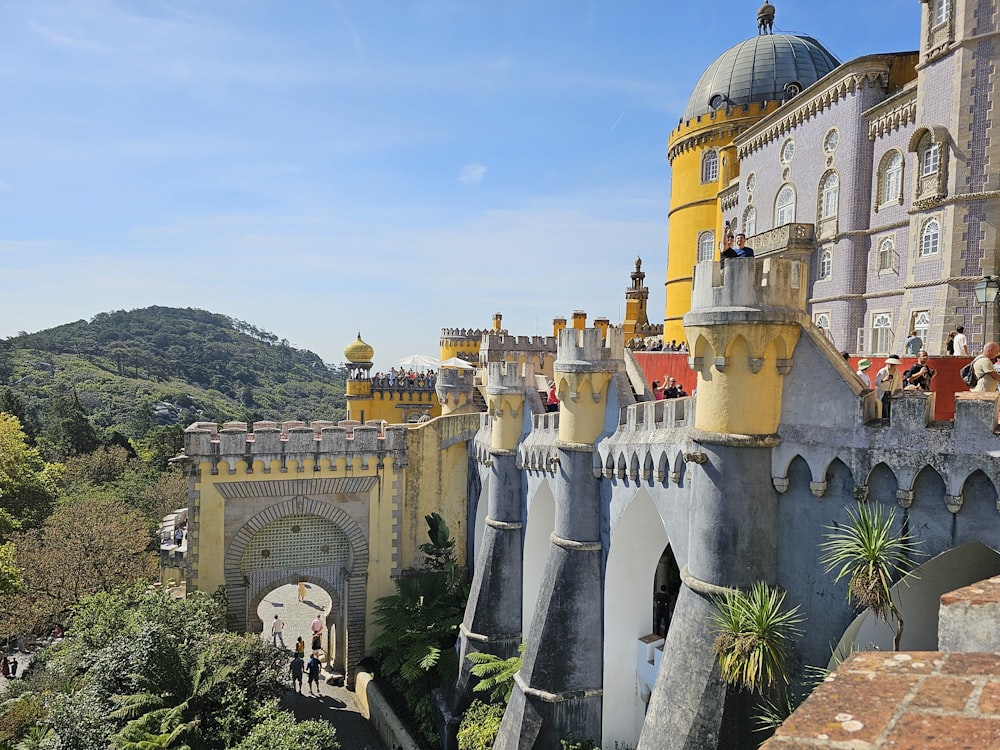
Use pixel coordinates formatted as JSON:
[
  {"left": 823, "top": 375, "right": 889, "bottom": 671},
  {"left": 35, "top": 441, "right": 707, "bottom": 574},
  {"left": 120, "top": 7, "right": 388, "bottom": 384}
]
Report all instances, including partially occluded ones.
[{"left": 260, "top": 583, "right": 387, "bottom": 750}]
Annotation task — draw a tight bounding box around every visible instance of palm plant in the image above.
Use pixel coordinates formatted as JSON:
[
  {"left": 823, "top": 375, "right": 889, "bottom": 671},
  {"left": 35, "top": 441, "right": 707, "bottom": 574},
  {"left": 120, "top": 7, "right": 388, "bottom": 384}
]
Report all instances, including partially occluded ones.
[
  {"left": 820, "top": 502, "right": 921, "bottom": 651},
  {"left": 711, "top": 581, "right": 803, "bottom": 695},
  {"left": 110, "top": 650, "right": 236, "bottom": 750},
  {"left": 465, "top": 642, "right": 525, "bottom": 703}
]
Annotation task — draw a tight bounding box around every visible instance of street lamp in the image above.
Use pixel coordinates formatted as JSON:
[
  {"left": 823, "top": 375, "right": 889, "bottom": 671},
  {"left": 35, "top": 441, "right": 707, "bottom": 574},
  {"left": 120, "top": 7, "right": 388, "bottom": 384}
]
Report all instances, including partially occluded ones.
[{"left": 974, "top": 276, "right": 1000, "bottom": 346}]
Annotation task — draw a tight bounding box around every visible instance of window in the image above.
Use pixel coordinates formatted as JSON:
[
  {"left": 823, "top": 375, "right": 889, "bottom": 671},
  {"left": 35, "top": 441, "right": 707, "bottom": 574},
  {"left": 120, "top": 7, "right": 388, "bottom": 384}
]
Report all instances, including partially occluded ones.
[
  {"left": 781, "top": 139, "right": 795, "bottom": 164},
  {"left": 818, "top": 250, "right": 832, "bottom": 280},
  {"left": 746, "top": 172, "right": 756, "bottom": 192},
  {"left": 933, "top": 0, "right": 949, "bottom": 26},
  {"left": 820, "top": 172, "right": 839, "bottom": 219},
  {"left": 881, "top": 151, "right": 903, "bottom": 205},
  {"left": 702, "top": 150, "right": 719, "bottom": 183},
  {"left": 697, "top": 231, "right": 715, "bottom": 261},
  {"left": 823, "top": 129, "right": 839, "bottom": 154},
  {"left": 877, "top": 237, "right": 895, "bottom": 271},
  {"left": 872, "top": 313, "right": 892, "bottom": 355},
  {"left": 920, "top": 219, "right": 940, "bottom": 256},
  {"left": 922, "top": 143, "right": 940, "bottom": 176},
  {"left": 743, "top": 206, "right": 757, "bottom": 236},
  {"left": 775, "top": 184, "right": 796, "bottom": 226},
  {"left": 913, "top": 311, "right": 930, "bottom": 345},
  {"left": 814, "top": 312, "right": 832, "bottom": 338}
]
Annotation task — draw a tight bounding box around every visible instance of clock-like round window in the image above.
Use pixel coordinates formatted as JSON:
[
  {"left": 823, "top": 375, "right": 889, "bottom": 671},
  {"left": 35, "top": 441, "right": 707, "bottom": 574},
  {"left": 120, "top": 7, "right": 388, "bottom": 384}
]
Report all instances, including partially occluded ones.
[
  {"left": 824, "top": 129, "right": 839, "bottom": 153},
  {"left": 781, "top": 139, "right": 795, "bottom": 165},
  {"left": 746, "top": 172, "right": 756, "bottom": 192}
]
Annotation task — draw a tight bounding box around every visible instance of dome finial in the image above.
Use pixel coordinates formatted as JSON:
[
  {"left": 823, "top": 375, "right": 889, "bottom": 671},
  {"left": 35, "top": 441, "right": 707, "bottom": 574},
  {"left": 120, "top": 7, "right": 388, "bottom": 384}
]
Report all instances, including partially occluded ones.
[{"left": 757, "top": 1, "right": 775, "bottom": 35}]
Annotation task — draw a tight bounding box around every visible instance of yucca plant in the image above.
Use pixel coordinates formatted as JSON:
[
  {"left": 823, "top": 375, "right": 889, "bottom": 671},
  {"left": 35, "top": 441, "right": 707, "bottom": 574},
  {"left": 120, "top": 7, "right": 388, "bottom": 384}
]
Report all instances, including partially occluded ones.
[
  {"left": 711, "top": 581, "right": 803, "bottom": 695},
  {"left": 820, "top": 502, "right": 922, "bottom": 651}
]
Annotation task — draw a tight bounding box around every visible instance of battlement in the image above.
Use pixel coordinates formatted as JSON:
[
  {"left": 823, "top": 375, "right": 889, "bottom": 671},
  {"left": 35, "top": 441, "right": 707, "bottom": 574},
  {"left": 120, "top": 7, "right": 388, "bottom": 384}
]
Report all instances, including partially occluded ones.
[
  {"left": 555, "top": 326, "right": 624, "bottom": 373},
  {"left": 486, "top": 361, "right": 529, "bottom": 394},
  {"left": 687, "top": 257, "right": 809, "bottom": 318},
  {"left": 479, "top": 333, "right": 558, "bottom": 363},
  {"left": 440, "top": 327, "right": 496, "bottom": 340},
  {"left": 182, "top": 419, "right": 408, "bottom": 471},
  {"left": 435, "top": 367, "right": 476, "bottom": 389}
]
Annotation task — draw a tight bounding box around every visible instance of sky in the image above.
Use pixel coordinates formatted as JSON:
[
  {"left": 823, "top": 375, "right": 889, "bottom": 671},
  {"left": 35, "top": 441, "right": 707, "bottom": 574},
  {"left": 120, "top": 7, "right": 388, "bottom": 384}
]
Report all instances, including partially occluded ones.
[{"left": 0, "top": 1, "right": 921, "bottom": 371}]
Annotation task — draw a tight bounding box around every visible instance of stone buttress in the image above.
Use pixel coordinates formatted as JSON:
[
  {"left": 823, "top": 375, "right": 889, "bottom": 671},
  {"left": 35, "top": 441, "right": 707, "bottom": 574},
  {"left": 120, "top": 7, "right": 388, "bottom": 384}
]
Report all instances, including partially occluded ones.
[
  {"left": 495, "top": 327, "right": 623, "bottom": 749},
  {"left": 452, "top": 362, "right": 530, "bottom": 709},
  {"left": 639, "top": 258, "right": 806, "bottom": 749}
]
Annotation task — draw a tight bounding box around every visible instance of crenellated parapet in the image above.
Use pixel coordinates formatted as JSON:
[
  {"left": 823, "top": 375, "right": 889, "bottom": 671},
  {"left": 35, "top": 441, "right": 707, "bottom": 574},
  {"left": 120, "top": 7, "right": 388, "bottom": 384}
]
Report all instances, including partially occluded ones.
[
  {"left": 554, "top": 327, "right": 624, "bottom": 446},
  {"left": 478, "top": 332, "right": 557, "bottom": 366},
  {"left": 435, "top": 367, "right": 478, "bottom": 415},
  {"left": 183, "top": 419, "right": 408, "bottom": 473},
  {"left": 486, "top": 361, "right": 530, "bottom": 453},
  {"left": 440, "top": 327, "right": 496, "bottom": 362}
]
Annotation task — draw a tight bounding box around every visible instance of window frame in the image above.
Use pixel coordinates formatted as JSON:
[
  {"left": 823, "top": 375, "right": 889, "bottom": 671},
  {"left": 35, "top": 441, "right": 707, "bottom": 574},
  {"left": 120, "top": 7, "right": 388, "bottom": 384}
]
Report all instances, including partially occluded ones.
[
  {"left": 743, "top": 206, "right": 757, "bottom": 237},
  {"left": 913, "top": 310, "right": 930, "bottom": 346},
  {"left": 877, "top": 236, "right": 895, "bottom": 272},
  {"left": 701, "top": 150, "right": 719, "bottom": 184},
  {"left": 872, "top": 312, "right": 893, "bottom": 356},
  {"left": 922, "top": 143, "right": 940, "bottom": 176},
  {"left": 697, "top": 230, "right": 716, "bottom": 261},
  {"left": 775, "top": 184, "right": 796, "bottom": 226},
  {"left": 818, "top": 249, "right": 832, "bottom": 280},
  {"left": 820, "top": 171, "right": 840, "bottom": 219},
  {"left": 933, "top": 0, "right": 949, "bottom": 27},
  {"left": 880, "top": 150, "right": 903, "bottom": 206},
  {"left": 920, "top": 219, "right": 940, "bottom": 257}
]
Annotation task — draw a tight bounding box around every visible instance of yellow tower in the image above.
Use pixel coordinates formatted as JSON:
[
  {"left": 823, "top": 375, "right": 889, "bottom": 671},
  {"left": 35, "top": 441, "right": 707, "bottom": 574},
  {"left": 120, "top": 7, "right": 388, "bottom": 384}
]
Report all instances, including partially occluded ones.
[
  {"left": 663, "top": 14, "right": 839, "bottom": 342},
  {"left": 343, "top": 333, "right": 375, "bottom": 423}
]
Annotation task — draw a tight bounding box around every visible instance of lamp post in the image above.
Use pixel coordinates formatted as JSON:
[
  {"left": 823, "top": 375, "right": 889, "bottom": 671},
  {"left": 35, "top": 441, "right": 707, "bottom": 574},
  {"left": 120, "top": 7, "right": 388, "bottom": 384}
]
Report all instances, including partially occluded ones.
[{"left": 973, "top": 276, "right": 1000, "bottom": 349}]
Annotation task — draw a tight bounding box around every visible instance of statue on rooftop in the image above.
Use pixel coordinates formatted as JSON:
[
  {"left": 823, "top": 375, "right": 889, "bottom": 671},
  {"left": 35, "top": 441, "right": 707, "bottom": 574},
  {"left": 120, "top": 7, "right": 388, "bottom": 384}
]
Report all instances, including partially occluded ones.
[{"left": 758, "top": 1, "right": 775, "bottom": 35}]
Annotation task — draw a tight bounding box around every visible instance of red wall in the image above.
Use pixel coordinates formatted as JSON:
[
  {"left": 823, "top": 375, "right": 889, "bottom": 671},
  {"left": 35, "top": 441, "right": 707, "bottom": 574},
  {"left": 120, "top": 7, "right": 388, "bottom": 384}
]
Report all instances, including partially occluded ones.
[{"left": 634, "top": 352, "right": 972, "bottom": 421}]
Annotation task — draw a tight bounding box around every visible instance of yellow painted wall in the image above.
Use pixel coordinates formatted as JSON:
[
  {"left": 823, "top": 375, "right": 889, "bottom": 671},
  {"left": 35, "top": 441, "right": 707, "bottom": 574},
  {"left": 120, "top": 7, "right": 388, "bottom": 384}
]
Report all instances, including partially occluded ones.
[
  {"left": 664, "top": 103, "right": 778, "bottom": 343},
  {"left": 191, "top": 459, "right": 227, "bottom": 593},
  {"left": 346, "top": 388, "right": 442, "bottom": 424}
]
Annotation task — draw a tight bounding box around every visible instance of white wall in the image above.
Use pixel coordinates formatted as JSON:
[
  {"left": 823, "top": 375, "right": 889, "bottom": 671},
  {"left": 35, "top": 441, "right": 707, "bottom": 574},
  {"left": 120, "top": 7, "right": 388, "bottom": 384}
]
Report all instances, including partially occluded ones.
[
  {"left": 602, "top": 489, "right": 669, "bottom": 749},
  {"left": 523, "top": 482, "right": 555, "bottom": 635}
]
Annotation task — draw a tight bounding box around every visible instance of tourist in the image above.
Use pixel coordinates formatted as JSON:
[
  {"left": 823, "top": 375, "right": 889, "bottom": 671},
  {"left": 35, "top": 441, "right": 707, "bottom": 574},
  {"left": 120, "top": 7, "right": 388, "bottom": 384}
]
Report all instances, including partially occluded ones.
[
  {"left": 546, "top": 381, "right": 559, "bottom": 412},
  {"left": 856, "top": 358, "right": 872, "bottom": 388},
  {"left": 972, "top": 342, "right": 1000, "bottom": 392},
  {"left": 874, "top": 356, "right": 904, "bottom": 420},
  {"left": 733, "top": 233, "right": 754, "bottom": 258},
  {"left": 306, "top": 652, "right": 322, "bottom": 695},
  {"left": 270, "top": 614, "right": 285, "bottom": 648},
  {"left": 664, "top": 378, "right": 680, "bottom": 399},
  {"left": 290, "top": 654, "right": 304, "bottom": 693},
  {"left": 903, "top": 351, "right": 935, "bottom": 391},
  {"left": 297, "top": 579, "right": 307, "bottom": 603},
  {"left": 954, "top": 325, "right": 969, "bottom": 356},
  {"left": 651, "top": 380, "right": 664, "bottom": 400},
  {"left": 946, "top": 330, "right": 957, "bottom": 355},
  {"left": 905, "top": 330, "right": 923, "bottom": 356},
  {"left": 294, "top": 636, "right": 305, "bottom": 659}
]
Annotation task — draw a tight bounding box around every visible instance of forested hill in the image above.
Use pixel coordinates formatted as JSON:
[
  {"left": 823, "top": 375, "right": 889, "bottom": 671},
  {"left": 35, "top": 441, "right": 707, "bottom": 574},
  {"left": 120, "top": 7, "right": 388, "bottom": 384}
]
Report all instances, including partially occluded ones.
[{"left": 0, "top": 306, "right": 347, "bottom": 448}]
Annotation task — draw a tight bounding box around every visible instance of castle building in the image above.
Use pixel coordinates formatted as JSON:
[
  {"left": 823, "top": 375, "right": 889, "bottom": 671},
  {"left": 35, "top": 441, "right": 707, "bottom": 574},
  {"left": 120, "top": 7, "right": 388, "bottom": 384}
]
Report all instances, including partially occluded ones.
[{"left": 668, "top": 1, "right": 1000, "bottom": 358}]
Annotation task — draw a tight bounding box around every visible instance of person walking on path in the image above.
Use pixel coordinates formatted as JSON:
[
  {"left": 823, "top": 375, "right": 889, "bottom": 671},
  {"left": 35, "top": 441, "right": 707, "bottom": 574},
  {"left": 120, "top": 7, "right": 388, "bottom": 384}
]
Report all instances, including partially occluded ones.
[
  {"left": 270, "top": 614, "right": 286, "bottom": 648},
  {"left": 297, "top": 580, "right": 307, "bottom": 602},
  {"left": 310, "top": 614, "right": 323, "bottom": 652},
  {"left": 290, "top": 654, "right": 304, "bottom": 693},
  {"left": 306, "top": 652, "right": 322, "bottom": 695},
  {"left": 294, "top": 636, "right": 305, "bottom": 659}
]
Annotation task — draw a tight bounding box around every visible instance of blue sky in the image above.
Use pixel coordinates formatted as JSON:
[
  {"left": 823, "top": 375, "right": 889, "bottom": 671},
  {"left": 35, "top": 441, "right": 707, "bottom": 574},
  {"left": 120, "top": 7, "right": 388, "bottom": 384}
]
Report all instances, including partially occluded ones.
[{"left": 0, "top": 1, "right": 920, "bottom": 370}]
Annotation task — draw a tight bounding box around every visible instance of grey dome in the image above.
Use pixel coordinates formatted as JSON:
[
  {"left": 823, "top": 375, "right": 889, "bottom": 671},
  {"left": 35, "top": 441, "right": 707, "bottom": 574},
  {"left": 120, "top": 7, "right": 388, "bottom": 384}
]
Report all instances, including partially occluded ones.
[{"left": 683, "top": 34, "right": 840, "bottom": 121}]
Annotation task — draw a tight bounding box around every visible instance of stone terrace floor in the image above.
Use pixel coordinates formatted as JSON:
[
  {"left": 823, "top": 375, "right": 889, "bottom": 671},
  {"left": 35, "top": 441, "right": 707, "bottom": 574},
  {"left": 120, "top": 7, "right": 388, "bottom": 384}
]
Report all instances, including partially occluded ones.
[{"left": 762, "top": 651, "right": 1000, "bottom": 749}]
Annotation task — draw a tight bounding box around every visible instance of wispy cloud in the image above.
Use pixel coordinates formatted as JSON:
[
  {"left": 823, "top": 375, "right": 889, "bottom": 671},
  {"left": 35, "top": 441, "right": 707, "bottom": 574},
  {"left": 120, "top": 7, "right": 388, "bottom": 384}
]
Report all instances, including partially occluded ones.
[{"left": 458, "top": 162, "right": 487, "bottom": 186}]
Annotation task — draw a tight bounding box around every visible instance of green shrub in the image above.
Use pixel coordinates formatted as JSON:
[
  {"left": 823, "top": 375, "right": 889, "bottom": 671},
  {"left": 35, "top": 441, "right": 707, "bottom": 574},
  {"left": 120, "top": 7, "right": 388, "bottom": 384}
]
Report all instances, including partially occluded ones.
[{"left": 457, "top": 700, "right": 504, "bottom": 750}]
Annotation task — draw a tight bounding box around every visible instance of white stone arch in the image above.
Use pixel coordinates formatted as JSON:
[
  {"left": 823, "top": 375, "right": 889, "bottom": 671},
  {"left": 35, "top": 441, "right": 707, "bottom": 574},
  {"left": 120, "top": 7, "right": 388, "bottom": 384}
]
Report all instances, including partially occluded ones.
[
  {"left": 603, "top": 487, "right": 671, "bottom": 749},
  {"left": 523, "top": 480, "right": 556, "bottom": 635}
]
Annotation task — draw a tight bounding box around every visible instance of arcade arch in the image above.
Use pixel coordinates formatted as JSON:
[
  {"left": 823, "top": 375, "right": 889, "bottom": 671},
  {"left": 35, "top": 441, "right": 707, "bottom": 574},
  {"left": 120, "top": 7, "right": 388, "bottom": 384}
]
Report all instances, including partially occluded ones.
[
  {"left": 603, "top": 489, "right": 672, "bottom": 749},
  {"left": 523, "top": 482, "right": 556, "bottom": 633}
]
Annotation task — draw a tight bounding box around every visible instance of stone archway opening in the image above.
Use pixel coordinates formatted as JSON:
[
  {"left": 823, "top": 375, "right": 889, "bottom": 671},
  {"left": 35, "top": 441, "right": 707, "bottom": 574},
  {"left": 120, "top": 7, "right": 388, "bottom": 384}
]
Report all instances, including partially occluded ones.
[{"left": 257, "top": 583, "right": 334, "bottom": 654}]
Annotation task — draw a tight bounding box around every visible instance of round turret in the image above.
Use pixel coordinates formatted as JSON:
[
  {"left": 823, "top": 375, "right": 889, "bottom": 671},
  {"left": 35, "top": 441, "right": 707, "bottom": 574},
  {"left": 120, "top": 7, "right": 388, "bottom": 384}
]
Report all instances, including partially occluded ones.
[
  {"left": 344, "top": 332, "right": 374, "bottom": 364},
  {"left": 682, "top": 33, "right": 839, "bottom": 122}
]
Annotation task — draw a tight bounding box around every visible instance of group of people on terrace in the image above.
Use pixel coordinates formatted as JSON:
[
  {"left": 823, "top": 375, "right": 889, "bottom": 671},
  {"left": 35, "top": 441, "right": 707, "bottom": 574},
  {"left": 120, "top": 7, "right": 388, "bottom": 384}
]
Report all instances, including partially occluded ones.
[
  {"left": 630, "top": 338, "right": 688, "bottom": 352},
  {"left": 370, "top": 368, "right": 437, "bottom": 389}
]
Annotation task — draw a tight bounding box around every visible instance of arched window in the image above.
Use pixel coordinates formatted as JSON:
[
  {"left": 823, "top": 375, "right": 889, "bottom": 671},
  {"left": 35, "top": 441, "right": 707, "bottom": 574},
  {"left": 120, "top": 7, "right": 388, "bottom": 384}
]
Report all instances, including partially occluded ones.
[
  {"left": 775, "top": 184, "right": 796, "bottom": 226},
  {"left": 743, "top": 206, "right": 756, "bottom": 236},
  {"left": 872, "top": 313, "right": 893, "bottom": 355},
  {"left": 814, "top": 312, "right": 832, "bottom": 339},
  {"left": 881, "top": 151, "right": 903, "bottom": 205},
  {"left": 701, "top": 150, "right": 719, "bottom": 183},
  {"left": 820, "top": 172, "right": 839, "bottom": 219},
  {"left": 933, "top": 0, "right": 949, "bottom": 26},
  {"left": 818, "top": 249, "right": 832, "bottom": 280},
  {"left": 922, "top": 142, "right": 940, "bottom": 176},
  {"left": 877, "top": 237, "right": 894, "bottom": 271},
  {"left": 913, "top": 310, "right": 930, "bottom": 345},
  {"left": 697, "top": 231, "right": 715, "bottom": 261},
  {"left": 920, "top": 219, "right": 940, "bottom": 256}
]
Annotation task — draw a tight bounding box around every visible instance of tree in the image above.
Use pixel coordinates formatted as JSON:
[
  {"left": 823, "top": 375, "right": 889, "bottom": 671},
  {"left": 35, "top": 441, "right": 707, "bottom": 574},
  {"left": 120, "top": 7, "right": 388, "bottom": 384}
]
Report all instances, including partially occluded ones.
[
  {"left": 46, "top": 391, "right": 100, "bottom": 458},
  {"left": 0, "top": 413, "right": 61, "bottom": 534},
  {"left": 231, "top": 702, "right": 339, "bottom": 750},
  {"left": 820, "top": 502, "right": 922, "bottom": 651},
  {"left": 0, "top": 388, "right": 36, "bottom": 444},
  {"left": 0, "top": 496, "right": 155, "bottom": 635}
]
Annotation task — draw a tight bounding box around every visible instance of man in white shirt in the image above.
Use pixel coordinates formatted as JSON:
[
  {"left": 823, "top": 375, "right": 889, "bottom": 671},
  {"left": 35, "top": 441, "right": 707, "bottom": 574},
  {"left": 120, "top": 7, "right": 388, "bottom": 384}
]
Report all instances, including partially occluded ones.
[
  {"left": 972, "top": 342, "right": 1000, "bottom": 392},
  {"left": 953, "top": 325, "right": 969, "bottom": 356},
  {"left": 270, "top": 614, "right": 285, "bottom": 648}
]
